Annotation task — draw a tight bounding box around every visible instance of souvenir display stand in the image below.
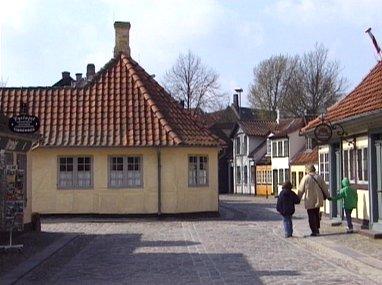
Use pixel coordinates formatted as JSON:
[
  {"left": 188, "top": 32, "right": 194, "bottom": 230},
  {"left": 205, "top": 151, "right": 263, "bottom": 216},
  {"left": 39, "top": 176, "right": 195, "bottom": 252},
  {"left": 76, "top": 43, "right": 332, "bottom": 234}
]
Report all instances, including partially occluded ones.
[{"left": 0, "top": 150, "right": 24, "bottom": 250}]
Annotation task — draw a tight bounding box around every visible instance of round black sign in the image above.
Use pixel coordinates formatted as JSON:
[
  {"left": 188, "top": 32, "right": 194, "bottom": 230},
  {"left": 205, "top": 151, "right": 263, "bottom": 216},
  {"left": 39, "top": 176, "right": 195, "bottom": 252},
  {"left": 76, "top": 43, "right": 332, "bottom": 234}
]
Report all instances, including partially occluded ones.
[
  {"left": 314, "top": 123, "right": 332, "bottom": 143},
  {"left": 9, "top": 115, "right": 40, "bottom": 133}
]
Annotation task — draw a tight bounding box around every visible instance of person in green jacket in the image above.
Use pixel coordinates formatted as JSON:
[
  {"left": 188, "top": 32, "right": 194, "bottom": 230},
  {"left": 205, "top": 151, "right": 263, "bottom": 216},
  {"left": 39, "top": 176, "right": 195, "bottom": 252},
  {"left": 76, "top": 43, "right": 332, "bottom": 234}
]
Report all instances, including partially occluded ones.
[{"left": 331, "top": 178, "right": 358, "bottom": 233}]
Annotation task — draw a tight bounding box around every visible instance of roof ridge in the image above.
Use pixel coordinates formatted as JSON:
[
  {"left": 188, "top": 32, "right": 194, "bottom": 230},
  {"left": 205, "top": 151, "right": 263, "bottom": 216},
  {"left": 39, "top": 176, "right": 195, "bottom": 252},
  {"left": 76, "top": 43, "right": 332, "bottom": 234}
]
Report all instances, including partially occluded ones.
[{"left": 120, "top": 54, "right": 182, "bottom": 145}]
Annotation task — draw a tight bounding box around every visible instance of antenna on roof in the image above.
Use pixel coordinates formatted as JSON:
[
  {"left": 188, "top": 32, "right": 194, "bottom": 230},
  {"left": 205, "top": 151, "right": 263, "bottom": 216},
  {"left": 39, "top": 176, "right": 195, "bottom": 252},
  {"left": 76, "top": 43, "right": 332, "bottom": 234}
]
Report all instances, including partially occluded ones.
[{"left": 365, "top": 27, "right": 382, "bottom": 61}]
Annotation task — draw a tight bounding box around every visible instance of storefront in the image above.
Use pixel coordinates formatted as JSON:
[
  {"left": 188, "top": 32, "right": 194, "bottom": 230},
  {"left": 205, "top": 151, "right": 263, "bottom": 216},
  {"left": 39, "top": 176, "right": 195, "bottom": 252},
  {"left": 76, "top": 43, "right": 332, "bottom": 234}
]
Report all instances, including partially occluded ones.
[
  {"left": 302, "top": 62, "right": 382, "bottom": 234},
  {"left": 0, "top": 113, "right": 38, "bottom": 236}
]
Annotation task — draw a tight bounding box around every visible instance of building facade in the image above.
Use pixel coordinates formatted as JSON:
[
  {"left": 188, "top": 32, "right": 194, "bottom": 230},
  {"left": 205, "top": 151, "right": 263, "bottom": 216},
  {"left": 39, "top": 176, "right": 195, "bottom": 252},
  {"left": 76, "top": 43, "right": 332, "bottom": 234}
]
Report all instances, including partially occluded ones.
[
  {"left": 302, "top": 61, "right": 382, "bottom": 233},
  {"left": 0, "top": 22, "right": 221, "bottom": 215}
]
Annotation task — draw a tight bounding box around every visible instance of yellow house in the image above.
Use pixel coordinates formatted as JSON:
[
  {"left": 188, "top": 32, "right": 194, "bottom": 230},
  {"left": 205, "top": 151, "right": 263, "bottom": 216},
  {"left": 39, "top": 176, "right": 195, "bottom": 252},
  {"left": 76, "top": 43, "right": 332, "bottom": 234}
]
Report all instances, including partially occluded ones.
[
  {"left": 0, "top": 22, "right": 221, "bottom": 215},
  {"left": 290, "top": 146, "right": 318, "bottom": 194}
]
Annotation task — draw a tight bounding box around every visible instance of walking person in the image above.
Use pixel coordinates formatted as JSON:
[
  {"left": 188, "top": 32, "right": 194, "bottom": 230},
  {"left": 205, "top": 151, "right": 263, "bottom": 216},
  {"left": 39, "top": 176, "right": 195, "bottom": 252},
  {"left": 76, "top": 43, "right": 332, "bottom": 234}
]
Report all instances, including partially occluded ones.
[
  {"left": 298, "top": 164, "right": 330, "bottom": 236},
  {"left": 330, "top": 178, "right": 358, "bottom": 233},
  {"left": 276, "top": 181, "right": 300, "bottom": 238}
]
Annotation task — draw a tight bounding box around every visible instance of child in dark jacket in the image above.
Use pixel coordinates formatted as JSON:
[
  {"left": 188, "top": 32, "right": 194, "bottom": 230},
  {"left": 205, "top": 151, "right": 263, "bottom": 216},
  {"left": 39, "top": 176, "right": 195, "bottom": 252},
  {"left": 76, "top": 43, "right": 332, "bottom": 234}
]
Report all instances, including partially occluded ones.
[{"left": 276, "top": 181, "right": 300, "bottom": 238}]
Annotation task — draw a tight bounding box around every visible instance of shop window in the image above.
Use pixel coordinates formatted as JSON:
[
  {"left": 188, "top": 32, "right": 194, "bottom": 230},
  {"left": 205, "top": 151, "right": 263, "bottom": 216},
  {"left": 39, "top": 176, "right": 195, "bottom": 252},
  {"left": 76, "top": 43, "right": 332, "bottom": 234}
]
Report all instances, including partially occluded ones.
[
  {"left": 109, "top": 156, "right": 143, "bottom": 188},
  {"left": 319, "top": 152, "right": 329, "bottom": 182},
  {"left": 357, "top": 148, "right": 368, "bottom": 183},
  {"left": 188, "top": 156, "right": 208, "bottom": 186},
  {"left": 58, "top": 156, "right": 92, "bottom": 189},
  {"left": 284, "top": 168, "right": 290, "bottom": 181},
  {"left": 343, "top": 149, "right": 349, "bottom": 180}
]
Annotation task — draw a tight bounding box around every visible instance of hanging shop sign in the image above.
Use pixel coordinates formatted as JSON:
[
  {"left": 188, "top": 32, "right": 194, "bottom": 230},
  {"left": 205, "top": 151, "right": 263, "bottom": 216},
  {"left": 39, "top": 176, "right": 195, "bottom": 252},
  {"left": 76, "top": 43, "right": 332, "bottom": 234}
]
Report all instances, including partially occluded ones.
[
  {"left": 9, "top": 115, "right": 40, "bottom": 134},
  {"left": 314, "top": 123, "right": 333, "bottom": 143}
]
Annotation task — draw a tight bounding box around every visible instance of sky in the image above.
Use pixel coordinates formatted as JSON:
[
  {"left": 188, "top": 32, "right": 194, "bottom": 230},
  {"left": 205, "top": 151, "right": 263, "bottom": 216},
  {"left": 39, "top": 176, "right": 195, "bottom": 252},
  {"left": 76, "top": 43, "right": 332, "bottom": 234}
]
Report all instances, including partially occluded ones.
[{"left": 1, "top": 0, "right": 382, "bottom": 107}]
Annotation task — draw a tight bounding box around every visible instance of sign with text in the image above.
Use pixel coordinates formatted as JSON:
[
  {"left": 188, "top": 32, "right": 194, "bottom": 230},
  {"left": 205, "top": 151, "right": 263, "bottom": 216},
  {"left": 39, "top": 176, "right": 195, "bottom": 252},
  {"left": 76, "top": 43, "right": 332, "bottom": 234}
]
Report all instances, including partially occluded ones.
[
  {"left": 9, "top": 115, "right": 40, "bottom": 133},
  {"left": 314, "top": 123, "right": 332, "bottom": 143}
]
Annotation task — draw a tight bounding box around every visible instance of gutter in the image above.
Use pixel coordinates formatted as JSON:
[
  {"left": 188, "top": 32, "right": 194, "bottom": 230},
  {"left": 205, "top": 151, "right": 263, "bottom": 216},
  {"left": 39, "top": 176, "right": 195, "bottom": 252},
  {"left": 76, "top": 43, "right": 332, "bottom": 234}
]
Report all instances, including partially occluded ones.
[{"left": 157, "top": 147, "right": 162, "bottom": 216}]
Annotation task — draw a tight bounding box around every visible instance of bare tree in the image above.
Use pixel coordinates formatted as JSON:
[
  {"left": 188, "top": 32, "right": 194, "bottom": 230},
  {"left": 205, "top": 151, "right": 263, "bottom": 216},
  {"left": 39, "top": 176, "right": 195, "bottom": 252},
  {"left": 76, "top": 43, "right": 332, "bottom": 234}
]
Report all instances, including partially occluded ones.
[
  {"left": 248, "top": 55, "right": 297, "bottom": 119},
  {"left": 163, "top": 50, "right": 227, "bottom": 112},
  {"left": 282, "top": 44, "right": 346, "bottom": 117}
]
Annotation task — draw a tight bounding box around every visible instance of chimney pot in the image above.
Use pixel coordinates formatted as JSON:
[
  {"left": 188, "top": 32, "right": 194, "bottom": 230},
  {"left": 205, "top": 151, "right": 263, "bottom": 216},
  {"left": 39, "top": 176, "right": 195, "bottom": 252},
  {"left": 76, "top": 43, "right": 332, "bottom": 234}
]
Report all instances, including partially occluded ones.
[
  {"left": 75, "top": 73, "right": 82, "bottom": 81},
  {"left": 62, "top": 71, "right": 70, "bottom": 79},
  {"left": 114, "top": 21, "right": 131, "bottom": 57}
]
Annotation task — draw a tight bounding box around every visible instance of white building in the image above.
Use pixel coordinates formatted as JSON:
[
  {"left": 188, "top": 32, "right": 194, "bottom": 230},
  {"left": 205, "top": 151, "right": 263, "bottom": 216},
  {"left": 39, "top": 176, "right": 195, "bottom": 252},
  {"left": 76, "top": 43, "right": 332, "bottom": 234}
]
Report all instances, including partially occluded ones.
[{"left": 268, "top": 118, "right": 305, "bottom": 195}]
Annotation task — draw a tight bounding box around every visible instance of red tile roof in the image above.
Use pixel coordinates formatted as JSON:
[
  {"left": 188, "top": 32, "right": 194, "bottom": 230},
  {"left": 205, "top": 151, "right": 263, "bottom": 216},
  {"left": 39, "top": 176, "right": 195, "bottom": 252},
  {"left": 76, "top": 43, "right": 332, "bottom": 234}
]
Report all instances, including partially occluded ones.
[
  {"left": 290, "top": 146, "right": 318, "bottom": 166},
  {"left": 303, "top": 62, "right": 382, "bottom": 133},
  {"left": 0, "top": 54, "right": 220, "bottom": 147},
  {"left": 239, "top": 120, "right": 277, "bottom": 136},
  {"left": 270, "top": 118, "right": 305, "bottom": 138}
]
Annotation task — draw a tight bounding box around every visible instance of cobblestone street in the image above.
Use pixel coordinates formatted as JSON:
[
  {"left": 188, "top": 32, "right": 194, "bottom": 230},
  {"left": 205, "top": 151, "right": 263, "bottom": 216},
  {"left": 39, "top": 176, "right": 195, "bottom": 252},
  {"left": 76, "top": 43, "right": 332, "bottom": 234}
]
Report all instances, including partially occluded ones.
[{"left": 2, "top": 195, "right": 382, "bottom": 284}]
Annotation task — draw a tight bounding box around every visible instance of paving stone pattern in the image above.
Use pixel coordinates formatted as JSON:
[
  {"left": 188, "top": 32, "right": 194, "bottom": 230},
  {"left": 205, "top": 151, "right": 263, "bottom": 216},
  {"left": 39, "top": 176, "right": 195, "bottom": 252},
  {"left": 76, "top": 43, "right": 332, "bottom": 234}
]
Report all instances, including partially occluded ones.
[{"left": 9, "top": 196, "right": 382, "bottom": 284}]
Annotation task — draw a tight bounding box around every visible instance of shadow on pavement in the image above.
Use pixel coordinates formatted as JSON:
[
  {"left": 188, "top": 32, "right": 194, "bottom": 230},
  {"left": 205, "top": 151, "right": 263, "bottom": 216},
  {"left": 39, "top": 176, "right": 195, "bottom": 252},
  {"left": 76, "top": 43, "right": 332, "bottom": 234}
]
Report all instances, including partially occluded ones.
[{"left": 15, "top": 232, "right": 296, "bottom": 284}]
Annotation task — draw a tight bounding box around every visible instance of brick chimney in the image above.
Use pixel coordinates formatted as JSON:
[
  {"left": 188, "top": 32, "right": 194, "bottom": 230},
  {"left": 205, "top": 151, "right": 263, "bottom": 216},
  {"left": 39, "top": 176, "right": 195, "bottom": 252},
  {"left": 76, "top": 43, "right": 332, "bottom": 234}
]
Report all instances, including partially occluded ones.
[
  {"left": 86, "top": 64, "right": 95, "bottom": 81},
  {"left": 114, "top": 21, "right": 131, "bottom": 57}
]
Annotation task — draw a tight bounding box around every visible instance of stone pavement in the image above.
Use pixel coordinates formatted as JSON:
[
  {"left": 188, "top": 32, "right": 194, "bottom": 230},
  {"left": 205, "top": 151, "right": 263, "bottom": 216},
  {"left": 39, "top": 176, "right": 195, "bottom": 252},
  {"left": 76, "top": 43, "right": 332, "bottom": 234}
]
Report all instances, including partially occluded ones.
[{"left": 1, "top": 195, "right": 382, "bottom": 284}]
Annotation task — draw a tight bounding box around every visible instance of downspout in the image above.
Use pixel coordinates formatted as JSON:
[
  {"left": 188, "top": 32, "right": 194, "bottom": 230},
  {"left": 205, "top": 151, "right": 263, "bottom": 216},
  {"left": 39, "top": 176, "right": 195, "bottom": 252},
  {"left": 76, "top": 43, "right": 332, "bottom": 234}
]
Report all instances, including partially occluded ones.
[{"left": 157, "top": 147, "right": 162, "bottom": 216}]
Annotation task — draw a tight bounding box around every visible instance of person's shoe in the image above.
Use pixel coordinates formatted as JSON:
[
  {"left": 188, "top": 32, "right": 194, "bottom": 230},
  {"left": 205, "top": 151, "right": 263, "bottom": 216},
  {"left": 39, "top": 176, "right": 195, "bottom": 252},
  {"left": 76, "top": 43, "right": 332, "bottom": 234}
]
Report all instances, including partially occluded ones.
[
  {"left": 310, "top": 233, "right": 318, "bottom": 237},
  {"left": 346, "top": 228, "right": 354, "bottom": 234}
]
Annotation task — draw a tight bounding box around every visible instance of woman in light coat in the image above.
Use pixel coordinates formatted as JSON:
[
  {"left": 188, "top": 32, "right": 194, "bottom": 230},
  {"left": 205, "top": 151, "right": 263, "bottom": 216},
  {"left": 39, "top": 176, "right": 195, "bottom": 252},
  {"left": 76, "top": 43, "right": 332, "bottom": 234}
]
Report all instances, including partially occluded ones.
[{"left": 298, "top": 164, "right": 331, "bottom": 236}]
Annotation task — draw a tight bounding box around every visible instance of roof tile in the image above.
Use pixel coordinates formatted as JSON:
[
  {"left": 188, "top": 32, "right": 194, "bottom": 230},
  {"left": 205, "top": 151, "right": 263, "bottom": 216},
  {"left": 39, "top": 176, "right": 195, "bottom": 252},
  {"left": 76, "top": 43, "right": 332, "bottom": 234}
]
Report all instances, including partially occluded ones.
[{"left": 0, "top": 54, "right": 220, "bottom": 147}]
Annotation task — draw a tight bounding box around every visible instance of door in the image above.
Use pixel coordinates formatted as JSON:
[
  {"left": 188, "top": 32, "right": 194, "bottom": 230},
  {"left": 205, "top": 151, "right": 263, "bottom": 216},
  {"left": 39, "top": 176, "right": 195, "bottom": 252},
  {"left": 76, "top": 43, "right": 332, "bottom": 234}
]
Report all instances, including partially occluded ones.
[
  {"left": 273, "top": 169, "right": 278, "bottom": 195},
  {"left": 375, "top": 141, "right": 382, "bottom": 223}
]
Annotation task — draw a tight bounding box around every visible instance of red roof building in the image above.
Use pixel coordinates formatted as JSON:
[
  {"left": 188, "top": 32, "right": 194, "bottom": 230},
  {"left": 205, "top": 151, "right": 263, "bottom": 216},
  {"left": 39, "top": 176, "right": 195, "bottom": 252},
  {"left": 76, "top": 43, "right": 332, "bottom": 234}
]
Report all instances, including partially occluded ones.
[{"left": 0, "top": 22, "right": 221, "bottom": 215}]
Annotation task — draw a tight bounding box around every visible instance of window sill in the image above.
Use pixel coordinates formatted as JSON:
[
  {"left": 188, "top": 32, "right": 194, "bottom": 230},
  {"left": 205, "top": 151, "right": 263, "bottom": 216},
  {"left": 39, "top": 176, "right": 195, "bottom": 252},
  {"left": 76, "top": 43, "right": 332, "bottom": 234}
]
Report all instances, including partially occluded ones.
[{"left": 57, "top": 187, "right": 93, "bottom": 190}]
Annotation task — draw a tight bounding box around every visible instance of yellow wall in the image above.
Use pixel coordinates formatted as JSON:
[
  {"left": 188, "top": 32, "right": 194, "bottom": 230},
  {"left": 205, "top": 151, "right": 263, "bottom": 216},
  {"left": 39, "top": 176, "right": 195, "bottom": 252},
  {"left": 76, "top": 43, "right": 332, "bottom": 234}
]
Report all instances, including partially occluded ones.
[
  {"left": 290, "top": 165, "right": 305, "bottom": 194},
  {"left": 255, "top": 165, "right": 272, "bottom": 196},
  {"left": 31, "top": 147, "right": 219, "bottom": 214}
]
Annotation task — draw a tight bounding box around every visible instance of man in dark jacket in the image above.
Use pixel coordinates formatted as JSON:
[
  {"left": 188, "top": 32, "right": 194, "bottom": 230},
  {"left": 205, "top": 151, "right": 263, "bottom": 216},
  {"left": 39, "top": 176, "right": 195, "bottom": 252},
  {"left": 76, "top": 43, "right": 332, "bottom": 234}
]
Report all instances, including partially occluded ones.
[{"left": 277, "top": 181, "right": 300, "bottom": 238}]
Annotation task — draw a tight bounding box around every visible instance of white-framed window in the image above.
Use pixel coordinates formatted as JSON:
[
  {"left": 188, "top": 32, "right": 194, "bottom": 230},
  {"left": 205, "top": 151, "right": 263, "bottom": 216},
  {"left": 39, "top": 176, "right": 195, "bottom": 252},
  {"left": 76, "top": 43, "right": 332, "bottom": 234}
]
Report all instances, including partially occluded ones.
[
  {"left": 243, "top": 165, "right": 248, "bottom": 184},
  {"left": 284, "top": 168, "right": 290, "bottom": 181},
  {"left": 284, "top": 141, "right": 289, "bottom": 157},
  {"left": 266, "top": 139, "right": 271, "bottom": 156},
  {"left": 236, "top": 137, "right": 241, "bottom": 155},
  {"left": 319, "top": 152, "right": 329, "bottom": 182},
  {"left": 291, "top": 171, "right": 297, "bottom": 188},
  {"left": 243, "top": 136, "right": 247, "bottom": 155},
  {"left": 278, "top": 169, "right": 284, "bottom": 185},
  {"left": 109, "top": 156, "right": 143, "bottom": 188},
  {"left": 272, "top": 141, "right": 277, "bottom": 157},
  {"left": 236, "top": 166, "right": 241, "bottom": 184},
  {"left": 357, "top": 148, "right": 368, "bottom": 183},
  {"left": 268, "top": 170, "right": 272, "bottom": 184},
  {"left": 272, "top": 139, "right": 289, "bottom": 158},
  {"left": 256, "top": 170, "right": 261, "bottom": 184},
  {"left": 343, "top": 149, "right": 356, "bottom": 182},
  {"left": 58, "top": 156, "right": 92, "bottom": 189},
  {"left": 188, "top": 156, "right": 208, "bottom": 186},
  {"left": 277, "top": 141, "right": 283, "bottom": 157}
]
